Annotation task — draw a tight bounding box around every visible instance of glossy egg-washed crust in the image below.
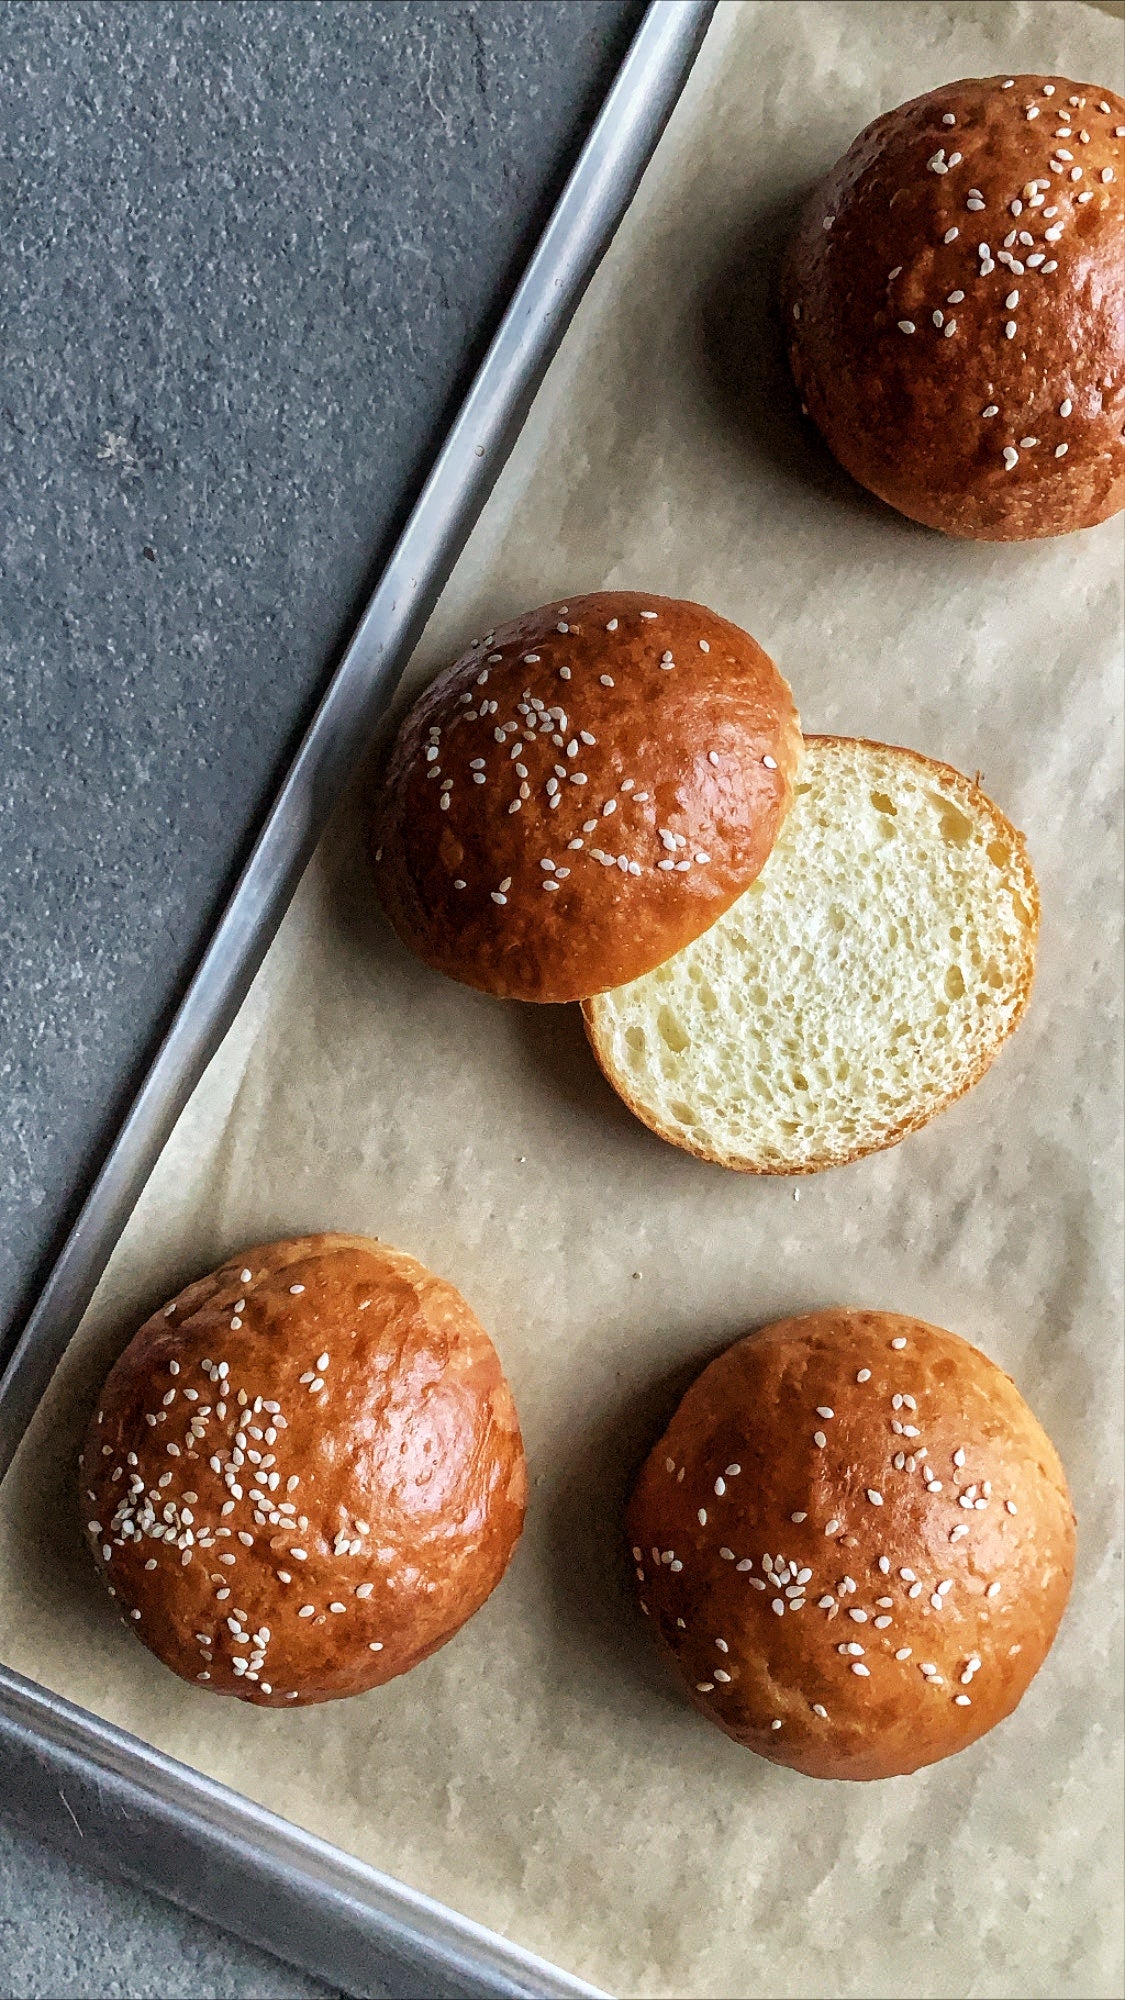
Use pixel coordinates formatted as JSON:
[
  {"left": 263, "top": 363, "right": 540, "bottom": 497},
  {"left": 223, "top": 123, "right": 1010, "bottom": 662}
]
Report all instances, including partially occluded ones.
[
  {"left": 371, "top": 592, "right": 802, "bottom": 1003},
  {"left": 782, "top": 75, "right": 1125, "bottom": 539},
  {"left": 80, "top": 1235, "right": 527, "bottom": 1707},
  {"left": 582, "top": 738, "right": 1040, "bottom": 1174},
  {"left": 627, "top": 1310, "right": 1075, "bottom": 1781}
]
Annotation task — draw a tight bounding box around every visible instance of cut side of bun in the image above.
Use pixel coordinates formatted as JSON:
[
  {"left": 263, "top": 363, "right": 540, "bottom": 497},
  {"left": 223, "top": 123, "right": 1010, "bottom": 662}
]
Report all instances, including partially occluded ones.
[{"left": 584, "top": 737, "right": 1038, "bottom": 1172}]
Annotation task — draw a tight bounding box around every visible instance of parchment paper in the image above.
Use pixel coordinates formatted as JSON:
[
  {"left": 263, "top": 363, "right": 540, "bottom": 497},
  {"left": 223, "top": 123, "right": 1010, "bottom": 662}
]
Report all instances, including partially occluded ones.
[{"left": 2, "top": 6, "right": 1122, "bottom": 1996}]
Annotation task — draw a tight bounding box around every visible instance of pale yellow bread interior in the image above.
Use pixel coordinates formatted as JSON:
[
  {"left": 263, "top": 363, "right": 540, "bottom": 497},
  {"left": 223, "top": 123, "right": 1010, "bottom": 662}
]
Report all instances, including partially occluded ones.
[{"left": 583, "top": 737, "right": 1038, "bottom": 1172}]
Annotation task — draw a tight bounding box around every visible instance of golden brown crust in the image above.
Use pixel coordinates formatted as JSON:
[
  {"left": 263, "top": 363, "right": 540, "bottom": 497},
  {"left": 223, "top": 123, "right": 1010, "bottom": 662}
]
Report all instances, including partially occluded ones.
[
  {"left": 371, "top": 592, "right": 802, "bottom": 1003},
  {"left": 79, "top": 1234, "right": 527, "bottom": 1707},
  {"left": 581, "top": 736, "right": 1039, "bottom": 1173},
  {"left": 627, "top": 1310, "right": 1075, "bottom": 1781},
  {"left": 782, "top": 75, "right": 1125, "bottom": 540}
]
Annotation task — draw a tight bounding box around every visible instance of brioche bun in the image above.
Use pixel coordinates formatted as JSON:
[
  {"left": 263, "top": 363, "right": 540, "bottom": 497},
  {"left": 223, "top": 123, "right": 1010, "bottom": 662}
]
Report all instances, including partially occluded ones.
[
  {"left": 583, "top": 737, "right": 1039, "bottom": 1173},
  {"left": 782, "top": 74, "right": 1125, "bottom": 539},
  {"left": 371, "top": 592, "right": 802, "bottom": 1003},
  {"left": 628, "top": 1309, "right": 1075, "bottom": 1781},
  {"left": 80, "top": 1234, "right": 527, "bottom": 1707}
]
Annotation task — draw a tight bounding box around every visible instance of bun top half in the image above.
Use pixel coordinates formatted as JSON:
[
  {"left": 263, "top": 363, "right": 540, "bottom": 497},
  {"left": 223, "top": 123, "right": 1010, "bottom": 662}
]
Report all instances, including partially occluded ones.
[
  {"left": 783, "top": 75, "right": 1125, "bottom": 539},
  {"left": 80, "top": 1234, "right": 527, "bottom": 1706},
  {"left": 372, "top": 592, "right": 801, "bottom": 1003},
  {"left": 628, "top": 1308, "right": 1075, "bottom": 1780}
]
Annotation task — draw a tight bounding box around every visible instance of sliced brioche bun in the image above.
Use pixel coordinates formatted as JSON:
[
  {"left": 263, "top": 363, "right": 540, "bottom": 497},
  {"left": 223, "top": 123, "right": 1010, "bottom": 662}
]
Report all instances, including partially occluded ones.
[
  {"left": 371, "top": 593, "right": 802, "bottom": 1004},
  {"left": 627, "top": 1308, "right": 1076, "bottom": 1781},
  {"left": 80, "top": 1234, "right": 527, "bottom": 1706},
  {"left": 782, "top": 74, "right": 1125, "bottom": 540},
  {"left": 584, "top": 737, "right": 1038, "bottom": 1172}
]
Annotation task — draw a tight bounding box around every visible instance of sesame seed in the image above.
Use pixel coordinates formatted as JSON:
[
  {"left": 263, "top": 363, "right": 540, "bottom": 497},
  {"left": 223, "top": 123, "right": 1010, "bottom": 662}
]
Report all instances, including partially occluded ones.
[
  {"left": 813, "top": 1431, "right": 827, "bottom": 1448},
  {"left": 851, "top": 1662, "right": 870, "bottom": 1677},
  {"left": 955, "top": 1694, "right": 972, "bottom": 1706},
  {"left": 897, "top": 320, "right": 916, "bottom": 334},
  {"left": 1006, "top": 290, "right": 1020, "bottom": 308},
  {"left": 816, "top": 1406, "right": 834, "bottom": 1420},
  {"left": 771, "top": 1599, "right": 785, "bottom": 1616},
  {"left": 697, "top": 1509, "right": 707, "bottom": 1526},
  {"left": 866, "top": 1490, "right": 883, "bottom": 1506},
  {"left": 824, "top": 1519, "right": 840, "bottom": 1535},
  {"left": 1102, "top": 167, "right": 1115, "bottom": 183},
  {"left": 943, "top": 227, "right": 959, "bottom": 244},
  {"left": 790, "top": 1511, "right": 806, "bottom": 1524},
  {"left": 696, "top": 1682, "right": 715, "bottom": 1693}
]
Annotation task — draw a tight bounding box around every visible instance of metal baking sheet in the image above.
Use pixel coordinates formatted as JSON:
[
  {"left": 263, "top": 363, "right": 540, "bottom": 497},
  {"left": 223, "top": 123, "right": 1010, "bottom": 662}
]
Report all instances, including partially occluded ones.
[{"left": 0, "top": 6, "right": 713, "bottom": 1994}]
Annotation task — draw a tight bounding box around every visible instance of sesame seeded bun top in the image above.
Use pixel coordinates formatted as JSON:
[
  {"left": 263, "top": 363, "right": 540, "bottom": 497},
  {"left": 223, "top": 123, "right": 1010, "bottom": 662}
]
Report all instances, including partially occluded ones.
[
  {"left": 628, "top": 1309, "right": 1075, "bottom": 1781},
  {"left": 371, "top": 592, "right": 802, "bottom": 1004},
  {"left": 782, "top": 74, "right": 1125, "bottom": 539},
  {"left": 79, "top": 1234, "right": 527, "bottom": 1707}
]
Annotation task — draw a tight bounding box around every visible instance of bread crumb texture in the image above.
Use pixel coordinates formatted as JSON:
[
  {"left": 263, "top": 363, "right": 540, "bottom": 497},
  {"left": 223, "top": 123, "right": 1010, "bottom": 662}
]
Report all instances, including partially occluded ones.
[{"left": 585, "top": 738, "right": 1037, "bottom": 1170}]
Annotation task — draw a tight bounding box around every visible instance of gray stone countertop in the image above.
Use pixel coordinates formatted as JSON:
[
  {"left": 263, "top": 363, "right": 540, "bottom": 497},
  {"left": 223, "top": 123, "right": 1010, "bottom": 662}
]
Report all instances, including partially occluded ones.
[{"left": 0, "top": 3, "right": 643, "bottom": 1993}]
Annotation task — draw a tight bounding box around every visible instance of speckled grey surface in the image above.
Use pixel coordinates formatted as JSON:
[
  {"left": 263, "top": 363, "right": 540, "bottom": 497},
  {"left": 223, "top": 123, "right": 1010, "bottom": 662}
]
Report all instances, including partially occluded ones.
[
  {"left": 0, "top": 3, "right": 641, "bottom": 1992},
  {"left": 0, "top": 1819, "right": 338, "bottom": 1999}
]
